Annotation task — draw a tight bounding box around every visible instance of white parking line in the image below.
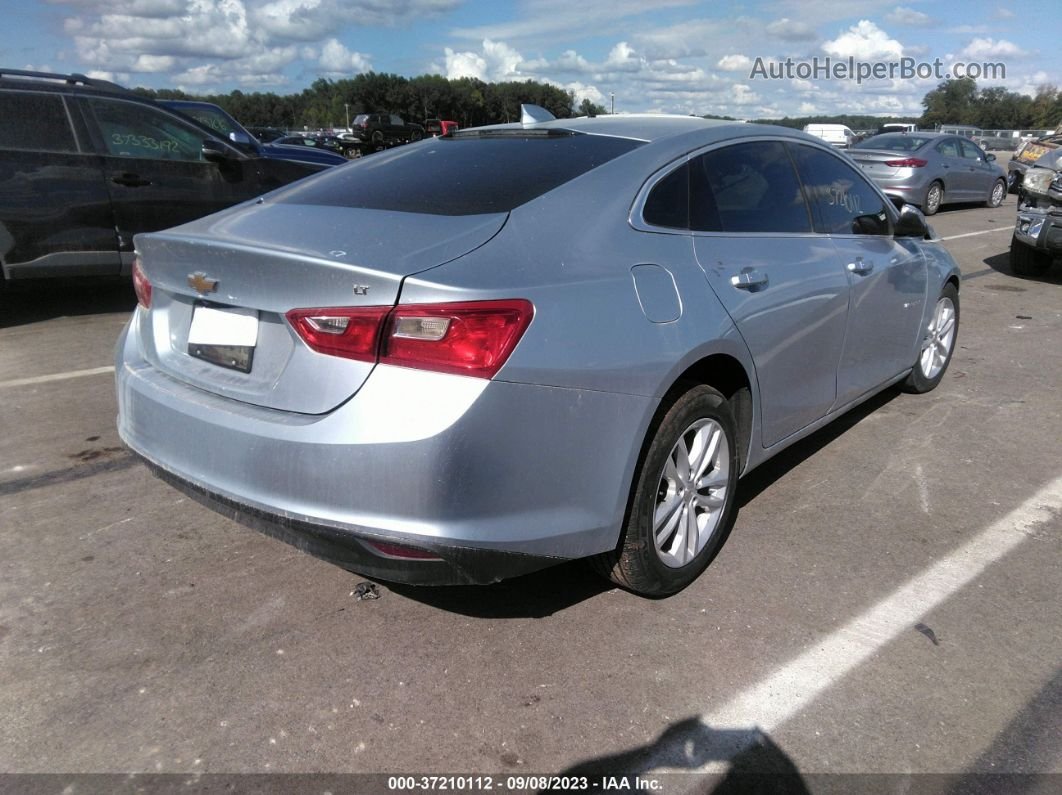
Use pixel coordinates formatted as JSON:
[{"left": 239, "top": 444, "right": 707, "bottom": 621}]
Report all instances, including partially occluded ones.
[
  {"left": 675, "top": 474, "right": 1062, "bottom": 771},
  {"left": 0, "top": 365, "right": 115, "bottom": 389},
  {"left": 939, "top": 227, "right": 1012, "bottom": 241}
]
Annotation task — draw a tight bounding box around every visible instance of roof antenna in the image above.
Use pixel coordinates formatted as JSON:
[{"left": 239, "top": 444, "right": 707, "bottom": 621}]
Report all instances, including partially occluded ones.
[{"left": 521, "top": 104, "right": 555, "bottom": 125}]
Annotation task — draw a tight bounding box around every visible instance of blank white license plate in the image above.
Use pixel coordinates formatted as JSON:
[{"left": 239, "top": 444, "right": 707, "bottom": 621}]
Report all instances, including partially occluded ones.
[
  {"left": 188, "top": 304, "right": 259, "bottom": 346},
  {"left": 187, "top": 304, "right": 259, "bottom": 372}
]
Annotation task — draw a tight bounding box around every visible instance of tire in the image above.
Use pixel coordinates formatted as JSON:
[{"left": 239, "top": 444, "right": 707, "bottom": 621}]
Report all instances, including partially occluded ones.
[
  {"left": 593, "top": 385, "right": 739, "bottom": 596},
  {"left": 371, "top": 130, "right": 384, "bottom": 146},
  {"left": 1009, "top": 235, "right": 1052, "bottom": 278},
  {"left": 902, "top": 282, "right": 959, "bottom": 394},
  {"left": 409, "top": 129, "right": 423, "bottom": 142},
  {"left": 923, "top": 181, "right": 943, "bottom": 216},
  {"left": 986, "top": 179, "right": 1006, "bottom": 208}
]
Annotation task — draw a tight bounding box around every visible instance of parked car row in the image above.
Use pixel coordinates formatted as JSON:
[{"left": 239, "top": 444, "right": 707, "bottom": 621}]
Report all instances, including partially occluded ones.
[{"left": 848, "top": 131, "right": 1006, "bottom": 215}]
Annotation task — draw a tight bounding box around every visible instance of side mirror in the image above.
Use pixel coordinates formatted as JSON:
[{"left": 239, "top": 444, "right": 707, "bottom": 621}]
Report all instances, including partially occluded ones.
[
  {"left": 229, "top": 131, "right": 253, "bottom": 147},
  {"left": 894, "top": 203, "right": 928, "bottom": 238},
  {"left": 986, "top": 153, "right": 997, "bottom": 162}
]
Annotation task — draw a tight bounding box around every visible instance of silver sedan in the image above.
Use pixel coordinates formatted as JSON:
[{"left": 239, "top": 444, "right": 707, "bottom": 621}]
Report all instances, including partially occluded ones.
[
  {"left": 116, "top": 112, "right": 961, "bottom": 596},
  {"left": 850, "top": 132, "right": 1007, "bottom": 215}
]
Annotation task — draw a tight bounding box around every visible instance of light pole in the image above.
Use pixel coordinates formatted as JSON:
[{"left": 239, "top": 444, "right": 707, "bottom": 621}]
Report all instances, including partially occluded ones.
[
  {"left": 610, "top": 93, "right": 615, "bottom": 114},
  {"left": 344, "top": 103, "right": 350, "bottom": 131}
]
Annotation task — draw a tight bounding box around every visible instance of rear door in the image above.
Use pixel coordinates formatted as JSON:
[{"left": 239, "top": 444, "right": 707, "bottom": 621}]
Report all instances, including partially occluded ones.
[
  {"left": 690, "top": 140, "right": 851, "bottom": 447},
  {"left": 78, "top": 95, "right": 267, "bottom": 256},
  {"left": 0, "top": 89, "right": 117, "bottom": 278}
]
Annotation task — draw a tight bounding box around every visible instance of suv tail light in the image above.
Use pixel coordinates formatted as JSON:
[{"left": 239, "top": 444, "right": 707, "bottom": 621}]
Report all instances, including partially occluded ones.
[
  {"left": 286, "top": 299, "right": 534, "bottom": 379},
  {"left": 132, "top": 255, "right": 151, "bottom": 308},
  {"left": 884, "top": 157, "right": 928, "bottom": 168}
]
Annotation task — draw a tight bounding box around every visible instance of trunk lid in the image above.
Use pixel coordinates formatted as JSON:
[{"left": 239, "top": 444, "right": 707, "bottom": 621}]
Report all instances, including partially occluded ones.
[
  {"left": 848, "top": 148, "right": 907, "bottom": 178},
  {"left": 134, "top": 201, "right": 507, "bottom": 414}
]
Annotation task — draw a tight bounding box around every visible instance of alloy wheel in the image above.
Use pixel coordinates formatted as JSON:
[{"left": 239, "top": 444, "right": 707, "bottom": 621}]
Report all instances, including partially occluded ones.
[
  {"left": 919, "top": 296, "right": 957, "bottom": 380},
  {"left": 653, "top": 418, "right": 730, "bottom": 568}
]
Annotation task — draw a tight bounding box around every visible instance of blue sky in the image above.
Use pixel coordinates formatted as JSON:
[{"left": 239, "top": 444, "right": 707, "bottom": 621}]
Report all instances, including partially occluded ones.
[{"left": 3, "top": 0, "right": 1059, "bottom": 118}]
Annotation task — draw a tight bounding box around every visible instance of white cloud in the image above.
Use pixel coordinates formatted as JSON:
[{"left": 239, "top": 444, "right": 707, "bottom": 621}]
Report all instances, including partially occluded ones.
[
  {"left": 822, "top": 20, "right": 903, "bottom": 60},
  {"left": 449, "top": 0, "right": 697, "bottom": 43},
  {"left": 798, "top": 101, "right": 817, "bottom": 113},
  {"left": 50, "top": 0, "right": 457, "bottom": 86},
  {"left": 441, "top": 39, "right": 524, "bottom": 82},
  {"left": 318, "top": 38, "right": 371, "bottom": 73},
  {"left": 731, "top": 84, "right": 759, "bottom": 105},
  {"left": 960, "top": 38, "right": 1027, "bottom": 59},
  {"left": 132, "top": 54, "right": 176, "bottom": 72},
  {"left": 885, "top": 6, "right": 932, "bottom": 27},
  {"left": 563, "top": 81, "right": 605, "bottom": 108},
  {"left": 631, "top": 18, "right": 735, "bottom": 59},
  {"left": 765, "top": 18, "right": 816, "bottom": 42},
  {"left": 605, "top": 42, "right": 643, "bottom": 72},
  {"left": 716, "top": 54, "right": 752, "bottom": 72}
]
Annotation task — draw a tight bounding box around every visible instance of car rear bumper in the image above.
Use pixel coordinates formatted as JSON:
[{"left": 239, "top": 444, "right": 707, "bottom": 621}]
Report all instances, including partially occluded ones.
[
  {"left": 115, "top": 317, "right": 654, "bottom": 584},
  {"left": 879, "top": 184, "right": 925, "bottom": 205}
]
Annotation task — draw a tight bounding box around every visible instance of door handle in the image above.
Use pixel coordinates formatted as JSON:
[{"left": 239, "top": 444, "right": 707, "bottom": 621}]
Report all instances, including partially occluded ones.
[
  {"left": 112, "top": 172, "right": 152, "bottom": 187},
  {"left": 730, "top": 269, "right": 768, "bottom": 290},
  {"left": 847, "top": 259, "right": 874, "bottom": 275}
]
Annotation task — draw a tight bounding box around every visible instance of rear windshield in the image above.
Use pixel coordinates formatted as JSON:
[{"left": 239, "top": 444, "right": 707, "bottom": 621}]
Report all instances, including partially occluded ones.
[
  {"left": 855, "top": 134, "right": 932, "bottom": 151},
  {"left": 274, "top": 130, "right": 644, "bottom": 215}
]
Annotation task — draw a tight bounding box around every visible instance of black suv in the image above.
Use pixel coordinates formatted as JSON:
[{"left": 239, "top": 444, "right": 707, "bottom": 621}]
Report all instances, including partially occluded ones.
[
  {"left": 0, "top": 69, "right": 332, "bottom": 283},
  {"left": 346, "top": 113, "right": 424, "bottom": 151}
]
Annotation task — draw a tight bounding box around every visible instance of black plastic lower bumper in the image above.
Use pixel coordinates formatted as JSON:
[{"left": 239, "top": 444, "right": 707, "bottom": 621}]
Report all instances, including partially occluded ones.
[{"left": 143, "top": 459, "right": 565, "bottom": 586}]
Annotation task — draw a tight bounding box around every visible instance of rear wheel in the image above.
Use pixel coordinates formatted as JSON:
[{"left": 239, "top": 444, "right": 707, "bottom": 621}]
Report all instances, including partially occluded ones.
[
  {"left": 903, "top": 282, "right": 958, "bottom": 394},
  {"left": 923, "top": 181, "right": 943, "bottom": 216},
  {"left": 1009, "top": 235, "right": 1052, "bottom": 278},
  {"left": 986, "top": 179, "right": 1006, "bottom": 208},
  {"left": 594, "top": 385, "right": 739, "bottom": 596}
]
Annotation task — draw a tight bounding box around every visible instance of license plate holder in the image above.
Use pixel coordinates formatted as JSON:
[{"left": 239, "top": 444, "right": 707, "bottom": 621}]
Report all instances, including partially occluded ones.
[{"left": 187, "top": 302, "right": 259, "bottom": 373}]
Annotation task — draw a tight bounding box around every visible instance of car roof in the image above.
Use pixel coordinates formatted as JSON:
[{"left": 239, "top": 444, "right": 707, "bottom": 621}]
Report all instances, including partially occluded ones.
[
  {"left": 472, "top": 115, "right": 831, "bottom": 155},
  {"left": 478, "top": 114, "right": 740, "bottom": 142},
  {"left": 0, "top": 68, "right": 135, "bottom": 97}
]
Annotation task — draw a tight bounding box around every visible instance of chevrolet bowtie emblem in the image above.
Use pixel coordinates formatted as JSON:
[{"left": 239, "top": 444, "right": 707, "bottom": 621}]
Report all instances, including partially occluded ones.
[{"left": 188, "top": 272, "right": 218, "bottom": 295}]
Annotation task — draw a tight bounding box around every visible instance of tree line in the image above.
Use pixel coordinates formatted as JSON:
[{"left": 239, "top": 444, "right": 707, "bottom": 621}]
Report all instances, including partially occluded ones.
[
  {"left": 134, "top": 72, "right": 580, "bottom": 130},
  {"left": 132, "top": 72, "right": 1061, "bottom": 133},
  {"left": 755, "top": 79, "right": 1061, "bottom": 132}
]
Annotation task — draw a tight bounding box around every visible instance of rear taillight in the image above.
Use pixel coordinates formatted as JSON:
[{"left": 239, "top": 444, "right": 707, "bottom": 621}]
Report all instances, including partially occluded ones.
[
  {"left": 132, "top": 255, "right": 151, "bottom": 308},
  {"left": 286, "top": 299, "right": 534, "bottom": 379},
  {"left": 883, "top": 157, "right": 928, "bottom": 168},
  {"left": 286, "top": 306, "right": 390, "bottom": 362},
  {"left": 384, "top": 300, "right": 533, "bottom": 378}
]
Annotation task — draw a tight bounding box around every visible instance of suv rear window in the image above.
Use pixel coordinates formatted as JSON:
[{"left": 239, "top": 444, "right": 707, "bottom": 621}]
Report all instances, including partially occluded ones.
[{"left": 275, "top": 131, "right": 643, "bottom": 215}]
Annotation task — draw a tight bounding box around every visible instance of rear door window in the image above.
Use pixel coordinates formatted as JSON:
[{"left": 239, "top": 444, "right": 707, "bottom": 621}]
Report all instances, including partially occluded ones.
[
  {"left": 0, "top": 91, "right": 77, "bottom": 153},
  {"left": 689, "top": 141, "right": 813, "bottom": 233}
]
